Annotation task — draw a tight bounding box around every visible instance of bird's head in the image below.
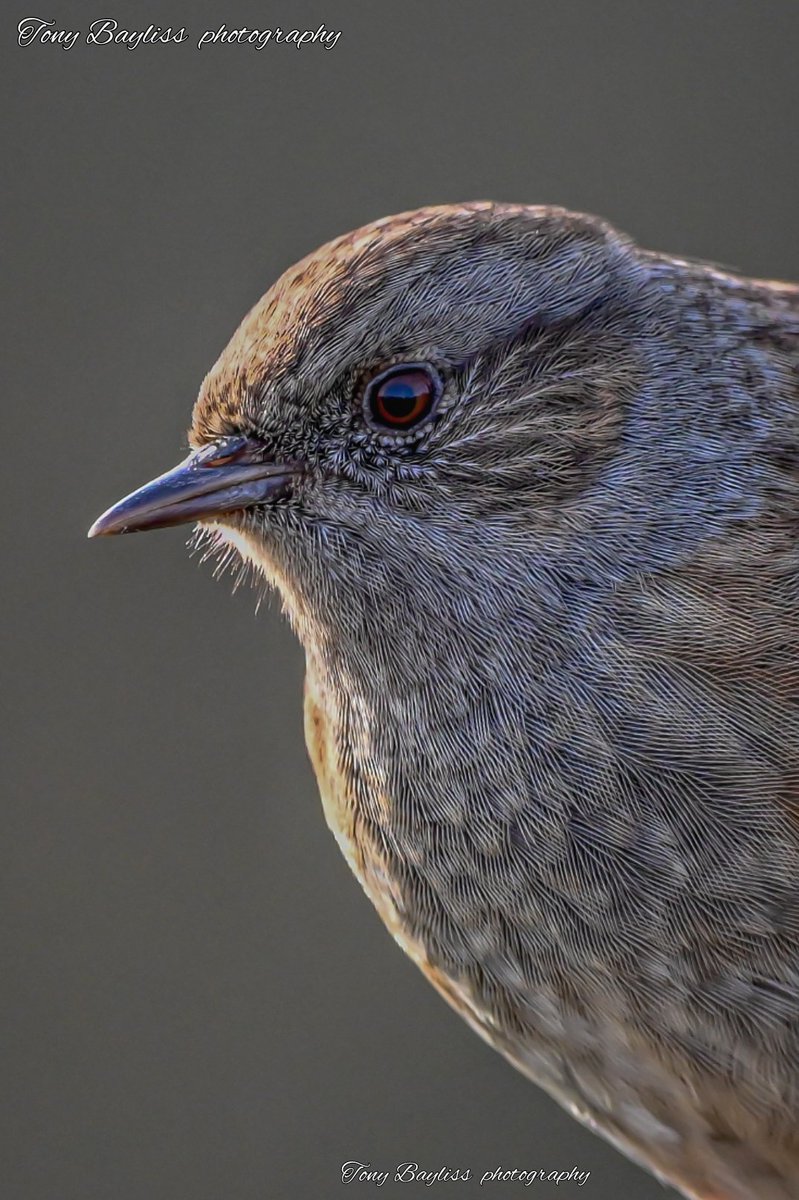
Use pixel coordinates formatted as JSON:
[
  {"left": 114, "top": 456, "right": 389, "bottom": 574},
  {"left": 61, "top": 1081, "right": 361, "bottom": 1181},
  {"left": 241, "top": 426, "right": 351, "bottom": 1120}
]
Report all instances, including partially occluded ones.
[{"left": 90, "top": 202, "right": 660, "bottom": 652}]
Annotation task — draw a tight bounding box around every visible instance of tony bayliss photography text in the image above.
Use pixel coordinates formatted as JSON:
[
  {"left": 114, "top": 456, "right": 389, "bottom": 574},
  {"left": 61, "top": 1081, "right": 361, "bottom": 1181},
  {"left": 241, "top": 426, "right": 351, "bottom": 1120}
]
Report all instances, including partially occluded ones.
[
  {"left": 17, "top": 18, "right": 342, "bottom": 51},
  {"left": 341, "top": 1162, "right": 592, "bottom": 1187}
]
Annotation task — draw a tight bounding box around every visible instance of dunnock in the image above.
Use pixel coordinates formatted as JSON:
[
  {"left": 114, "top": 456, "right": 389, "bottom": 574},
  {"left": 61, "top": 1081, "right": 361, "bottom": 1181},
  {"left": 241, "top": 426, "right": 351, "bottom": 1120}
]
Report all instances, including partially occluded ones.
[{"left": 90, "top": 203, "right": 799, "bottom": 1199}]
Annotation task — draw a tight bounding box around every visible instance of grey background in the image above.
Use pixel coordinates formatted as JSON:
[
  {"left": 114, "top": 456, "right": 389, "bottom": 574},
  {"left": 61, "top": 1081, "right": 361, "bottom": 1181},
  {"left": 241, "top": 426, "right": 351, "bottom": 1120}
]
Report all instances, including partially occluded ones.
[{"left": 4, "top": 1, "right": 798, "bottom": 1197}]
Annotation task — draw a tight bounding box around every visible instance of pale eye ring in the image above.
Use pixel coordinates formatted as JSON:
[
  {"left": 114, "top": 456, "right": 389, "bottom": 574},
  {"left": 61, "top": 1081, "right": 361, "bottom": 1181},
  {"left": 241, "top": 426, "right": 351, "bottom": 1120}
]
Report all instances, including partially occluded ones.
[{"left": 362, "top": 363, "right": 441, "bottom": 432}]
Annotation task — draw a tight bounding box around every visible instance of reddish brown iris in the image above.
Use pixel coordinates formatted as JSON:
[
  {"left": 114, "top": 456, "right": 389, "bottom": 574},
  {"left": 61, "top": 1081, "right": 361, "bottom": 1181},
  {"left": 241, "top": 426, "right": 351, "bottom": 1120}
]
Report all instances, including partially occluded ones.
[{"left": 365, "top": 364, "right": 439, "bottom": 430}]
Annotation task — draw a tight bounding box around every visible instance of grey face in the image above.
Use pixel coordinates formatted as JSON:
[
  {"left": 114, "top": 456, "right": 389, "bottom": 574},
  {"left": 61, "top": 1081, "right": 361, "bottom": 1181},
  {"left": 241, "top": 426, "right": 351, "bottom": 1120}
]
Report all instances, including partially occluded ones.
[{"left": 90, "top": 203, "right": 652, "bottom": 612}]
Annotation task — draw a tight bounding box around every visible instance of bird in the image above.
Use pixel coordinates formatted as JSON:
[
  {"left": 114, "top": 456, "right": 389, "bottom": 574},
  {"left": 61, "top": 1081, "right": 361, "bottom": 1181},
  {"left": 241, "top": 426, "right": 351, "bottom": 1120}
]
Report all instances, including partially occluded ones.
[{"left": 89, "top": 202, "right": 799, "bottom": 1199}]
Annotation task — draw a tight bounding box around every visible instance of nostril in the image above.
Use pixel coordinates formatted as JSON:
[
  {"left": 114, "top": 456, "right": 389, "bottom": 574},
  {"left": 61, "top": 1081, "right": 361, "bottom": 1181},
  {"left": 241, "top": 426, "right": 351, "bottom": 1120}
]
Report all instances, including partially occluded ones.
[{"left": 204, "top": 449, "right": 240, "bottom": 467}]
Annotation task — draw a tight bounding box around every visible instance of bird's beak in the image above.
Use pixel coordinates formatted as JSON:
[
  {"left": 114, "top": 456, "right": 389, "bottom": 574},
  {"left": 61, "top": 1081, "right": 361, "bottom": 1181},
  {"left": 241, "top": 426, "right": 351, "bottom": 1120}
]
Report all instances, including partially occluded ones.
[{"left": 88, "top": 435, "right": 298, "bottom": 537}]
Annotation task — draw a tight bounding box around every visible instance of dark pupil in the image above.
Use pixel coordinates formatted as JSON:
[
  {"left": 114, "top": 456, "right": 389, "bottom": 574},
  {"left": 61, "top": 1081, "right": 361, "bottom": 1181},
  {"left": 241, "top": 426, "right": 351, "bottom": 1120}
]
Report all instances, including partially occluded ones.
[{"left": 377, "top": 372, "right": 429, "bottom": 421}]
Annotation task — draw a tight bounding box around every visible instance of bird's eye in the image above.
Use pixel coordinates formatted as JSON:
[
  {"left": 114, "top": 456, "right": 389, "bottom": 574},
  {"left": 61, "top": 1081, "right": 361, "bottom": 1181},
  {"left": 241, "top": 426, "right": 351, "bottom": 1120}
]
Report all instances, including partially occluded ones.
[{"left": 363, "top": 364, "right": 440, "bottom": 432}]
